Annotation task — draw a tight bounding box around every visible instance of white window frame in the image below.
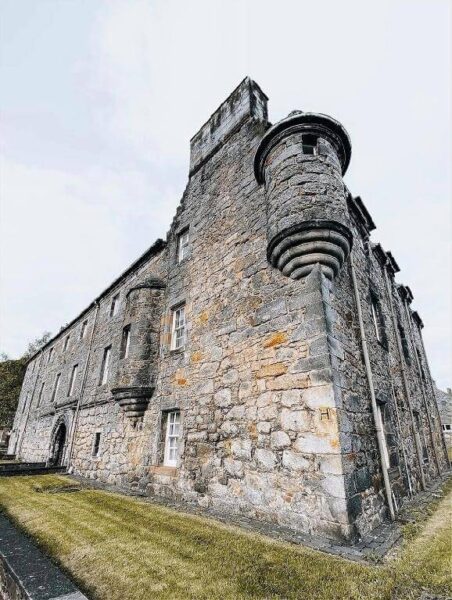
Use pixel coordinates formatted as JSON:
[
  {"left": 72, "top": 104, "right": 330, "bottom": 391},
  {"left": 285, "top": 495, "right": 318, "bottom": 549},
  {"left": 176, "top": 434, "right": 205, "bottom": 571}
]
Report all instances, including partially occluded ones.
[
  {"left": 177, "top": 229, "right": 189, "bottom": 263},
  {"left": 371, "top": 300, "right": 381, "bottom": 343},
  {"left": 68, "top": 364, "right": 78, "bottom": 397},
  {"left": 121, "top": 325, "right": 131, "bottom": 359},
  {"left": 110, "top": 294, "right": 120, "bottom": 317},
  {"left": 99, "top": 346, "right": 112, "bottom": 385},
  {"left": 171, "top": 305, "right": 186, "bottom": 351},
  {"left": 51, "top": 373, "right": 61, "bottom": 403},
  {"left": 376, "top": 404, "right": 390, "bottom": 469},
  {"left": 163, "top": 410, "right": 181, "bottom": 467}
]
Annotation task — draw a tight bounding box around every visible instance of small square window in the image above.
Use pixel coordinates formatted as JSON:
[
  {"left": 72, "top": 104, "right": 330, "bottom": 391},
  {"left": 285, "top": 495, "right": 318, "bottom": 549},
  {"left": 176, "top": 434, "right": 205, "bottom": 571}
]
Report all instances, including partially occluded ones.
[
  {"left": 110, "top": 294, "right": 120, "bottom": 317},
  {"left": 177, "top": 229, "right": 189, "bottom": 263},
  {"left": 164, "top": 410, "right": 181, "bottom": 467},
  {"left": 171, "top": 305, "right": 186, "bottom": 351},
  {"left": 120, "top": 325, "right": 131, "bottom": 359},
  {"left": 99, "top": 346, "right": 112, "bottom": 385},
  {"left": 302, "top": 134, "right": 318, "bottom": 155},
  {"left": 92, "top": 432, "right": 101, "bottom": 457}
]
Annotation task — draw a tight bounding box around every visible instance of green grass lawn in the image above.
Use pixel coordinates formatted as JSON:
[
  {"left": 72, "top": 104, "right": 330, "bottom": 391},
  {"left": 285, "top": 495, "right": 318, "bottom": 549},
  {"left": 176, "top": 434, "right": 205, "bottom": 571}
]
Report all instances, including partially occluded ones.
[{"left": 0, "top": 475, "right": 450, "bottom": 600}]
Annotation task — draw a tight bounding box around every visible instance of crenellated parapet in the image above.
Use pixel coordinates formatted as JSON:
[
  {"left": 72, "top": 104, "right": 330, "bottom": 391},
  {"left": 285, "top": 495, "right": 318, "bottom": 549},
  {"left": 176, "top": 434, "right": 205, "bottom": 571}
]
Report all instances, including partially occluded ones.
[
  {"left": 111, "top": 277, "right": 166, "bottom": 420},
  {"left": 254, "top": 111, "right": 353, "bottom": 280}
]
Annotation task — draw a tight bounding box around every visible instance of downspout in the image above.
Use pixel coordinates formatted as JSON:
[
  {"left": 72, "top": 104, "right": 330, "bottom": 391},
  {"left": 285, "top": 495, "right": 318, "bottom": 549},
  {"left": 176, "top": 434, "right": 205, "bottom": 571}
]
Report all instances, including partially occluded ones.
[
  {"left": 349, "top": 253, "right": 396, "bottom": 520},
  {"left": 16, "top": 351, "right": 44, "bottom": 458},
  {"left": 389, "top": 380, "right": 413, "bottom": 495},
  {"left": 415, "top": 322, "right": 450, "bottom": 467},
  {"left": 66, "top": 301, "right": 100, "bottom": 468},
  {"left": 382, "top": 268, "right": 426, "bottom": 490},
  {"left": 401, "top": 298, "right": 442, "bottom": 475}
]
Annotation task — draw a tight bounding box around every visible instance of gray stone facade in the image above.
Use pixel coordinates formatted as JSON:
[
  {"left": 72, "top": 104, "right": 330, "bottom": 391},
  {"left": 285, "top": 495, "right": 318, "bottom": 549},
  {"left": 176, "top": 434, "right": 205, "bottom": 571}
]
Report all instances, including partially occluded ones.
[{"left": 9, "top": 78, "right": 449, "bottom": 542}]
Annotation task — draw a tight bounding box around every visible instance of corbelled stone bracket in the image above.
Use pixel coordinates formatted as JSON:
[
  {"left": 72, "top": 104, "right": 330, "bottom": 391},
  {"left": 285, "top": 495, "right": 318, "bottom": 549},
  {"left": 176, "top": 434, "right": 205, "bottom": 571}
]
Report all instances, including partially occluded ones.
[
  {"left": 254, "top": 110, "right": 353, "bottom": 281},
  {"left": 111, "top": 386, "right": 155, "bottom": 420}
]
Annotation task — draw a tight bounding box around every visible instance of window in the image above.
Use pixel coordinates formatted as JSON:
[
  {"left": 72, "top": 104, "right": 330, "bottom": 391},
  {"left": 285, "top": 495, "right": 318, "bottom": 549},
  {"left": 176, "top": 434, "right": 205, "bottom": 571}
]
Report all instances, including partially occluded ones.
[
  {"left": 110, "top": 294, "right": 120, "bottom": 317},
  {"left": 171, "top": 305, "right": 186, "bottom": 350},
  {"left": 51, "top": 373, "right": 61, "bottom": 403},
  {"left": 177, "top": 229, "right": 189, "bottom": 263},
  {"left": 22, "top": 393, "right": 30, "bottom": 414},
  {"left": 47, "top": 347, "right": 54, "bottom": 364},
  {"left": 92, "top": 432, "right": 101, "bottom": 457},
  {"left": 63, "top": 335, "right": 70, "bottom": 352},
  {"left": 414, "top": 412, "right": 429, "bottom": 463},
  {"left": 371, "top": 300, "right": 382, "bottom": 343},
  {"left": 37, "top": 382, "right": 45, "bottom": 407},
  {"left": 164, "top": 410, "right": 181, "bottom": 467},
  {"left": 376, "top": 404, "right": 390, "bottom": 469},
  {"left": 80, "top": 320, "right": 88, "bottom": 340},
  {"left": 120, "top": 325, "right": 131, "bottom": 359},
  {"left": 302, "top": 134, "right": 318, "bottom": 155},
  {"left": 416, "top": 349, "right": 426, "bottom": 381},
  {"left": 99, "top": 346, "right": 112, "bottom": 385},
  {"left": 68, "top": 364, "right": 78, "bottom": 396},
  {"left": 398, "top": 323, "right": 411, "bottom": 365},
  {"left": 443, "top": 424, "right": 451, "bottom": 432}
]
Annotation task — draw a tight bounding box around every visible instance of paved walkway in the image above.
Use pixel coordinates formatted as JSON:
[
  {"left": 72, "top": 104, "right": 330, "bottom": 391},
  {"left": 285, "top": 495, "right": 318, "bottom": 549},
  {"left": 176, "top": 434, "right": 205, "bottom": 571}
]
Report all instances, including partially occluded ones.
[{"left": 71, "top": 471, "right": 451, "bottom": 564}]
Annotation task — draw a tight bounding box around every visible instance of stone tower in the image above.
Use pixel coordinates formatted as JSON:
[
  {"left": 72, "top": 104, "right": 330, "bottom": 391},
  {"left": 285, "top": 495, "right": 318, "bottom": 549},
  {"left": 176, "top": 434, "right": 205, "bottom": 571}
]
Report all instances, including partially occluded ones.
[{"left": 254, "top": 111, "right": 352, "bottom": 281}]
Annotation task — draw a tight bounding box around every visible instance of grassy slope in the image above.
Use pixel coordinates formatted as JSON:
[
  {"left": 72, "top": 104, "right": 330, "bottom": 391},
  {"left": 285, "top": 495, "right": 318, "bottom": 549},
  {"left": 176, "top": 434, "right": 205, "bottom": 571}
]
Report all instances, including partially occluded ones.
[{"left": 0, "top": 475, "right": 450, "bottom": 600}]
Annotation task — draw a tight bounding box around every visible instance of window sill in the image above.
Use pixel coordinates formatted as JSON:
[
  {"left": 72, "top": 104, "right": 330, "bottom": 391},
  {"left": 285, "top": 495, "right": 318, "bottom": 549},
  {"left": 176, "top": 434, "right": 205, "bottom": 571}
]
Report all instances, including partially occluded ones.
[
  {"left": 149, "top": 466, "right": 178, "bottom": 477},
  {"left": 170, "top": 348, "right": 185, "bottom": 355}
]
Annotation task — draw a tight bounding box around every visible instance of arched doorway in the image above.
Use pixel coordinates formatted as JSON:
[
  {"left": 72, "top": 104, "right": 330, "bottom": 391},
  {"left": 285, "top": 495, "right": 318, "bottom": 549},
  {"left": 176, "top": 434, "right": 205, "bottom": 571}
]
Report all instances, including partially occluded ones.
[{"left": 50, "top": 422, "right": 67, "bottom": 466}]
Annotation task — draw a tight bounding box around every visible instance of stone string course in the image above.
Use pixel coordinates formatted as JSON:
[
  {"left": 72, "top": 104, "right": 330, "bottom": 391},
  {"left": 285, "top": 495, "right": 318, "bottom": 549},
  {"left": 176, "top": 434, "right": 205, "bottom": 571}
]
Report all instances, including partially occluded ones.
[{"left": 9, "top": 77, "right": 449, "bottom": 544}]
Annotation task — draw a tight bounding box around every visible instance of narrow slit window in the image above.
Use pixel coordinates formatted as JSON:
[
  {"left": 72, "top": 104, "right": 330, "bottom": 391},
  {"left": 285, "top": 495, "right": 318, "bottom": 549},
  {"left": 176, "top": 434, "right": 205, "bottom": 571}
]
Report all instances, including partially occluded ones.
[
  {"left": 63, "top": 335, "right": 70, "bottom": 352},
  {"left": 47, "top": 348, "right": 54, "bottom": 364},
  {"left": 92, "top": 432, "right": 101, "bottom": 457},
  {"left": 376, "top": 404, "right": 390, "bottom": 469},
  {"left": 164, "top": 410, "right": 181, "bottom": 467},
  {"left": 177, "top": 229, "right": 189, "bottom": 263},
  {"left": 99, "top": 346, "right": 112, "bottom": 385},
  {"left": 80, "top": 320, "right": 88, "bottom": 340},
  {"left": 110, "top": 294, "right": 120, "bottom": 317},
  {"left": 120, "top": 325, "right": 131, "bottom": 359},
  {"left": 51, "top": 373, "right": 61, "bottom": 403},
  {"left": 37, "top": 382, "right": 45, "bottom": 407},
  {"left": 68, "top": 364, "right": 78, "bottom": 397},
  {"left": 171, "top": 305, "right": 186, "bottom": 350},
  {"left": 371, "top": 300, "right": 382, "bottom": 342}
]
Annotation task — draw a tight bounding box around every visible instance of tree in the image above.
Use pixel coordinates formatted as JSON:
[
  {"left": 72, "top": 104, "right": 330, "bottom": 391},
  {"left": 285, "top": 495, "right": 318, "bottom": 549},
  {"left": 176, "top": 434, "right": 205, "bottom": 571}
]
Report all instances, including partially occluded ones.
[{"left": 0, "top": 332, "right": 52, "bottom": 428}]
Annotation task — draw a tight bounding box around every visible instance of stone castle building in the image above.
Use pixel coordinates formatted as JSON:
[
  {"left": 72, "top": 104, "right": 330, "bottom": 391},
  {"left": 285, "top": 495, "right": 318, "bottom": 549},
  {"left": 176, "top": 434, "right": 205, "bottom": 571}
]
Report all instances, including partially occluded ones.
[{"left": 9, "top": 78, "right": 449, "bottom": 542}]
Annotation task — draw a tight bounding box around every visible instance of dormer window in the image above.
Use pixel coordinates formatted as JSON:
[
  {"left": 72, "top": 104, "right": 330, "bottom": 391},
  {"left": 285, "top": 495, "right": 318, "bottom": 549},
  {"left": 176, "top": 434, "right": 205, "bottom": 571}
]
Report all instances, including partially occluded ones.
[{"left": 177, "top": 228, "right": 189, "bottom": 263}]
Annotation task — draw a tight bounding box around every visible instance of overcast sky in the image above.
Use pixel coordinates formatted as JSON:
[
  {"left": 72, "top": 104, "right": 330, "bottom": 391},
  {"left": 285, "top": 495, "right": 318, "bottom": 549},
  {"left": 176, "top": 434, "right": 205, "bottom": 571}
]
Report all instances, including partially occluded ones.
[{"left": 0, "top": 0, "right": 450, "bottom": 387}]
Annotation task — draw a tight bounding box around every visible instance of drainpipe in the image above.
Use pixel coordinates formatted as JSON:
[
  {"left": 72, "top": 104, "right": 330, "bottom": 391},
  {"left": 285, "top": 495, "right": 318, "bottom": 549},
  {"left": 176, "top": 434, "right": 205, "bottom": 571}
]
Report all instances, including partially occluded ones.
[
  {"left": 401, "top": 298, "right": 441, "bottom": 475},
  {"left": 382, "top": 268, "right": 426, "bottom": 490},
  {"left": 414, "top": 321, "right": 450, "bottom": 467},
  {"left": 349, "top": 253, "right": 396, "bottom": 520},
  {"left": 66, "top": 301, "right": 100, "bottom": 468},
  {"left": 16, "top": 351, "right": 44, "bottom": 459}
]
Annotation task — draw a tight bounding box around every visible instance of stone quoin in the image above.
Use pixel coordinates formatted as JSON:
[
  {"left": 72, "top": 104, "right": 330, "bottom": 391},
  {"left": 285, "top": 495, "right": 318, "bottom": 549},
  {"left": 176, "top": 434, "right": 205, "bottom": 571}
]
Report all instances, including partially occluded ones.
[{"left": 9, "top": 78, "right": 448, "bottom": 542}]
